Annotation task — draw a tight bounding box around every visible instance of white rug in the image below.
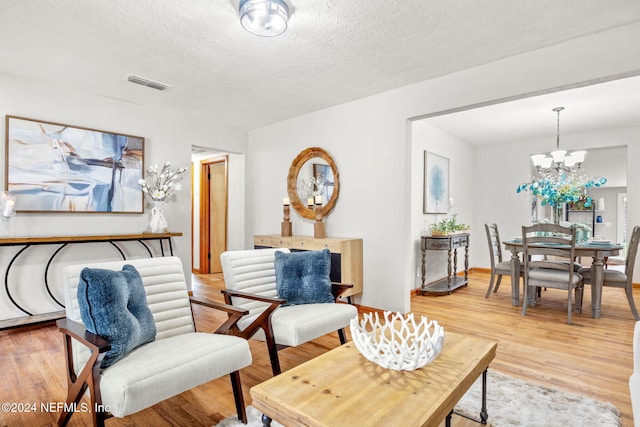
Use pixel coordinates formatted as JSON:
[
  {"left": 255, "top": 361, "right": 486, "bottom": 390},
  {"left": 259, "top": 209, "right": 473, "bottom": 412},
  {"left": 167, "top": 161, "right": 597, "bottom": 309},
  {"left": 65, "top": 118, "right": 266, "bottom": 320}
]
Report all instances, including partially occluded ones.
[
  {"left": 216, "top": 370, "right": 621, "bottom": 427},
  {"left": 456, "top": 370, "right": 620, "bottom": 427}
]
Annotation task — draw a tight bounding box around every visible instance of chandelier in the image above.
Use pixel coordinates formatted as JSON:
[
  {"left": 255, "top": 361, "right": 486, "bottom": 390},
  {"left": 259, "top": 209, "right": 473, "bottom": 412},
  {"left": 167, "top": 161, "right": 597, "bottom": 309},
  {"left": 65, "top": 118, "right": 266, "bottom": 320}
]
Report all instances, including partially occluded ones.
[
  {"left": 530, "top": 107, "right": 586, "bottom": 176},
  {"left": 239, "top": 0, "right": 290, "bottom": 37}
]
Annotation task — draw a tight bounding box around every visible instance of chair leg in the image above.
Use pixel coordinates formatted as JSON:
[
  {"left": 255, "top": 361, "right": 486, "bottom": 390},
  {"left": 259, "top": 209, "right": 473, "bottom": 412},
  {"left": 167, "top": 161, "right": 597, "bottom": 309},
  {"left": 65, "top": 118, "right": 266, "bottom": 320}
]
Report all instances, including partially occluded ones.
[
  {"left": 485, "top": 272, "right": 497, "bottom": 298},
  {"left": 229, "top": 370, "right": 247, "bottom": 424},
  {"left": 521, "top": 285, "right": 528, "bottom": 316},
  {"left": 575, "top": 286, "right": 583, "bottom": 314},
  {"left": 338, "top": 328, "right": 347, "bottom": 344},
  {"left": 625, "top": 286, "right": 640, "bottom": 321},
  {"left": 262, "top": 326, "right": 282, "bottom": 376},
  {"left": 567, "top": 288, "right": 572, "bottom": 325},
  {"left": 494, "top": 275, "right": 502, "bottom": 293}
]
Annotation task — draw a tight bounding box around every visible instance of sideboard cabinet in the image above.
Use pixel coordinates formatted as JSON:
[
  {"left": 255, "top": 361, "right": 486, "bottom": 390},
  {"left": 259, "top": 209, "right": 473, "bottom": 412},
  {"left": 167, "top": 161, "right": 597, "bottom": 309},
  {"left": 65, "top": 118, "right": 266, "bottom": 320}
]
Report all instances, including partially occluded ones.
[
  {"left": 420, "top": 233, "right": 470, "bottom": 295},
  {"left": 253, "top": 234, "right": 363, "bottom": 298}
]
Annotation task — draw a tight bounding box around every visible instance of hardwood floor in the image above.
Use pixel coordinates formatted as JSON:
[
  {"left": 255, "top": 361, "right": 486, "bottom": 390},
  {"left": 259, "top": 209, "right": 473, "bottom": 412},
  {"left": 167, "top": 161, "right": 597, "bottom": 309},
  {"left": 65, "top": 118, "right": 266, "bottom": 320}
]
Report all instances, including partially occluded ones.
[{"left": 0, "top": 270, "right": 635, "bottom": 426}]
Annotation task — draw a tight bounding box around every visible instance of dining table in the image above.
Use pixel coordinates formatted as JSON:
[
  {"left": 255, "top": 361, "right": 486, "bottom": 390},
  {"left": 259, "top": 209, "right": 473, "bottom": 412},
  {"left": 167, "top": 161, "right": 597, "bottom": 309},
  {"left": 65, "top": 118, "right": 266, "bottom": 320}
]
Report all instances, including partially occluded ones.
[{"left": 502, "top": 238, "right": 622, "bottom": 319}]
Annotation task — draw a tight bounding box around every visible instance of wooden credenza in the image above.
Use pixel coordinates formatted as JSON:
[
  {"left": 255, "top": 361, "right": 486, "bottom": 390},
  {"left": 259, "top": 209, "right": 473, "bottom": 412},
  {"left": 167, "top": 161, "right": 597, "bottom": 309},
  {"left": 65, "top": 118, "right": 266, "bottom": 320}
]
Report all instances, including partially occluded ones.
[{"left": 253, "top": 234, "right": 363, "bottom": 298}]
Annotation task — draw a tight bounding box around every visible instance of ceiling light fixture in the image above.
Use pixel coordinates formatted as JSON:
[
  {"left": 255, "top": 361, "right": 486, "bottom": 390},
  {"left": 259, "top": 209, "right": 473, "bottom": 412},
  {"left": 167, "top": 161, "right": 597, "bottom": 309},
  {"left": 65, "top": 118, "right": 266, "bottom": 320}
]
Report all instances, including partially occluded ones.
[
  {"left": 531, "top": 107, "right": 586, "bottom": 175},
  {"left": 239, "top": 0, "right": 290, "bottom": 37}
]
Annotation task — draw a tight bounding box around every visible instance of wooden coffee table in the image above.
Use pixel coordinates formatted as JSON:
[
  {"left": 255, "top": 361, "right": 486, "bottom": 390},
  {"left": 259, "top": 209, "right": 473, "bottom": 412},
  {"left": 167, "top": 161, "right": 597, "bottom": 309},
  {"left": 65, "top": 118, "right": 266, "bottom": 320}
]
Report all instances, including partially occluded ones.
[{"left": 250, "top": 331, "right": 497, "bottom": 427}]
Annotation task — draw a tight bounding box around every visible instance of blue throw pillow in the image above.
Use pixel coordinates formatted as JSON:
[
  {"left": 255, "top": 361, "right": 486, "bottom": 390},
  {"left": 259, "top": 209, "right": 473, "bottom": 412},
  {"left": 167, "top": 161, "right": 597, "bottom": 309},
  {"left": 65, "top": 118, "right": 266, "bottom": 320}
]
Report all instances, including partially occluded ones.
[
  {"left": 274, "top": 249, "right": 334, "bottom": 306},
  {"left": 77, "top": 265, "right": 156, "bottom": 368}
]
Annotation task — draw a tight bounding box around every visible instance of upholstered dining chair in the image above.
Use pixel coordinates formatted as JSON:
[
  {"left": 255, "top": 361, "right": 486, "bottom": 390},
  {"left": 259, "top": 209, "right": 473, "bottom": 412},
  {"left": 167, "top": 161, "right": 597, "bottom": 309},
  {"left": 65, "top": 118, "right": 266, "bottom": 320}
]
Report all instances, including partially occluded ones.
[
  {"left": 220, "top": 247, "right": 358, "bottom": 376},
  {"left": 484, "top": 222, "right": 524, "bottom": 298},
  {"left": 57, "top": 257, "right": 252, "bottom": 427},
  {"left": 577, "top": 225, "right": 640, "bottom": 321},
  {"left": 521, "top": 223, "right": 584, "bottom": 324}
]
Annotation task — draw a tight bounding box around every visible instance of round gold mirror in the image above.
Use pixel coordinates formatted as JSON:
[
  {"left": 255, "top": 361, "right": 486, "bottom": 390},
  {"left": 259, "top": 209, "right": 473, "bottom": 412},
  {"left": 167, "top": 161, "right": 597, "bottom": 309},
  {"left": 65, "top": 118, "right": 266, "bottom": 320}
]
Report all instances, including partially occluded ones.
[{"left": 287, "top": 147, "right": 340, "bottom": 220}]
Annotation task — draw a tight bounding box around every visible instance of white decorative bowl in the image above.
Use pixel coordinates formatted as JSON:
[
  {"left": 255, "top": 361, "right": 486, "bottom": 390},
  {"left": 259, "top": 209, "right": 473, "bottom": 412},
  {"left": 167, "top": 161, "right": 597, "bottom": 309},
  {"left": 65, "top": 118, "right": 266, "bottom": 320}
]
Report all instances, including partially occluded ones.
[{"left": 349, "top": 311, "right": 445, "bottom": 371}]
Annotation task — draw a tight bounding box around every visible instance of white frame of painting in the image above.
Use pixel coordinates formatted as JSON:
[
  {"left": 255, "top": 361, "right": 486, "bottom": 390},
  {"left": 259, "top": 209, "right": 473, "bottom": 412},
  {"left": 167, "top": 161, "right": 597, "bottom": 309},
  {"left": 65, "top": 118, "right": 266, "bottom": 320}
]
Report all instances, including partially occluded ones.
[
  {"left": 5, "top": 115, "right": 144, "bottom": 213},
  {"left": 424, "top": 151, "right": 449, "bottom": 214}
]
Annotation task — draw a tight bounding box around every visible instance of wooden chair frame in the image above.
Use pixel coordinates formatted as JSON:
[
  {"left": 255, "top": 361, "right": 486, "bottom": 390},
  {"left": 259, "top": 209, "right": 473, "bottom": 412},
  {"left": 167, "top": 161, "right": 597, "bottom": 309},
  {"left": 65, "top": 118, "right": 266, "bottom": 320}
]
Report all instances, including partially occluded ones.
[
  {"left": 580, "top": 225, "right": 640, "bottom": 320},
  {"left": 521, "top": 223, "right": 583, "bottom": 324},
  {"left": 221, "top": 283, "right": 352, "bottom": 376},
  {"left": 484, "top": 222, "right": 524, "bottom": 298},
  {"left": 57, "top": 297, "right": 249, "bottom": 427}
]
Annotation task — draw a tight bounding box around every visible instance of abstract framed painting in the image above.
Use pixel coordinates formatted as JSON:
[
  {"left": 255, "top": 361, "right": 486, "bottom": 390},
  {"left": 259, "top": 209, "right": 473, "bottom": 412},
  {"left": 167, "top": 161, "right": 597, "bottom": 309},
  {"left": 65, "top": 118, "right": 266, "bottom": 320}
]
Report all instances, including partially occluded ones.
[
  {"left": 5, "top": 116, "right": 144, "bottom": 213},
  {"left": 423, "top": 151, "right": 449, "bottom": 214}
]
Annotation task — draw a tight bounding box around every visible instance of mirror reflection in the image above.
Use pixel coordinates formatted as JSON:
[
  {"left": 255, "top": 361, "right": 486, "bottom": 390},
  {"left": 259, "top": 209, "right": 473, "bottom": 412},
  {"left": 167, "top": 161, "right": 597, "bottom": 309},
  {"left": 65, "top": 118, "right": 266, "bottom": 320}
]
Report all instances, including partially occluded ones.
[
  {"left": 296, "top": 158, "right": 335, "bottom": 207},
  {"left": 287, "top": 147, "right": 340, "bottom": 220}
]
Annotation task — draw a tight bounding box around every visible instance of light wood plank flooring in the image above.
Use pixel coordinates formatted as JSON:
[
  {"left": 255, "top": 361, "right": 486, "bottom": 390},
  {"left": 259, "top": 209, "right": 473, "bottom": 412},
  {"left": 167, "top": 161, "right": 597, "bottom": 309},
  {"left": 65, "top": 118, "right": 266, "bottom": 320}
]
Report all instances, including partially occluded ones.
[{"left": 0, "top": 271, "right": 635, "bottom": 426}]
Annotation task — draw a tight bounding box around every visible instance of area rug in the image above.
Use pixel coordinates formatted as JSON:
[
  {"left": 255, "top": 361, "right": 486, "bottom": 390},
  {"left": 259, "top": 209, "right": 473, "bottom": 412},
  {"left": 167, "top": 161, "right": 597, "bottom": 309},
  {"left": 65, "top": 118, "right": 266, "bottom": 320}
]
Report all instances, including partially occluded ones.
[
  {"left": 216, "top": 370, "right": 621, "bottom": 427},
  {"left": 455, "top": 370, "right": 620, "bottom": 427}
]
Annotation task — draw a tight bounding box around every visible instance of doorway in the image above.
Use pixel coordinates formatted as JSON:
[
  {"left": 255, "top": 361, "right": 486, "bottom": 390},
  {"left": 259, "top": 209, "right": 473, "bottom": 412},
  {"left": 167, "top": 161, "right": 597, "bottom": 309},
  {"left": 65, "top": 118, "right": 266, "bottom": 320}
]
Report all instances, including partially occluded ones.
[{"left": 198, "top": 156, "right": 228, "bottom": 273}]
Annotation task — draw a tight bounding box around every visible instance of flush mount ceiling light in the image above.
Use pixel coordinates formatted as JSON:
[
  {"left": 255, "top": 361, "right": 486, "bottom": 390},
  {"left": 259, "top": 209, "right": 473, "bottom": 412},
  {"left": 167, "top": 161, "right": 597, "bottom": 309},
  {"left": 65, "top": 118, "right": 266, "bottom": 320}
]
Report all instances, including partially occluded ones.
[{"left": 239, "top": 0, "right": 290, "bottom": 37}]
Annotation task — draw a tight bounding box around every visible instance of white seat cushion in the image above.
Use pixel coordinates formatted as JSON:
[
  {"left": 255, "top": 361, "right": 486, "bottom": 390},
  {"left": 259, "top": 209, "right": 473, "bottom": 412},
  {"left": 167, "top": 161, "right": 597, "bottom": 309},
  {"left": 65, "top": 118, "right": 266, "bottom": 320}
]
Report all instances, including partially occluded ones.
[
  {"left": 271, "top": 303, "right": 357, "bottom": 346},
  {"left": 101, "top": 332, "right": 251, "bottom": 417},
  {"left": 494, "top": 260, "right": 525, "bottom": 275},
  {"left": 577, "top": 268, "right": 627, "bottom": 284},
  {"left": 239, "top": 303, "right": 357, "bottom": 346},
  {"left": 527, "top": 268, "right": 582, "bottom": 286}
]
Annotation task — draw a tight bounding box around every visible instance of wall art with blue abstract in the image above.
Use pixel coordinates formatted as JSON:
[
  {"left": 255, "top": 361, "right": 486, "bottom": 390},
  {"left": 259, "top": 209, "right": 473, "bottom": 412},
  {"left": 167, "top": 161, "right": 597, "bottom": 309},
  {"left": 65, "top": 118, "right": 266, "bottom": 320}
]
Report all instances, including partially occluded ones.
[
  {"left": 424, "top": 151, "right": 449, "bottom": 214},
  {"left": 5, "top": 116, "right": 144, "bottom": 213}
]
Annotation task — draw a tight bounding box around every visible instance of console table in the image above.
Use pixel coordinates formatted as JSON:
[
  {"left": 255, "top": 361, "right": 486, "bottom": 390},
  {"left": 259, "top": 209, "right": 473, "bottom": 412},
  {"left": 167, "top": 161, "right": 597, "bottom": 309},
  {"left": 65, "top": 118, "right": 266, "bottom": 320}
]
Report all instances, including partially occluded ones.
[
  {"left": 0, "top": 232, "right": 182, "bottom": 330},
  {"left": 254, "top": 234, "right": 363, "bottom": 298},
  {"left": 421, "top": 233, "right": 469, "bottom": 295}
]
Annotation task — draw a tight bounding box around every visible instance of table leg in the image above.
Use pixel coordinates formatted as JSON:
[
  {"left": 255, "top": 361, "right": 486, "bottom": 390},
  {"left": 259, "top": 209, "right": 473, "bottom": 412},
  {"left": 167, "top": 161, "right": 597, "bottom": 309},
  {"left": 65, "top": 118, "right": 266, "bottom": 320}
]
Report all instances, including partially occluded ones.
[
  {"left": 453, "top": 248, "right": 458, "bottom": 278},
  {"left": 480, "top": 369, "right": 488, "bottom": 424},
  {"left": 261, "top": 413, "right": 272, "bottom": 426},
  {"left": 464, "top": 245, "right": 469, "bottom": 283},
  {"left": 509, "top": 250, "right": 521, "bottom": 307},
  {"left": 447, "top": 249, "right": 451, "bottom": 286},
  {"left": 591, "top": 254, "right": 605, "bottom": 319},
  {"left": 421, "top": 247, "right": 426, "bottom": 290}
]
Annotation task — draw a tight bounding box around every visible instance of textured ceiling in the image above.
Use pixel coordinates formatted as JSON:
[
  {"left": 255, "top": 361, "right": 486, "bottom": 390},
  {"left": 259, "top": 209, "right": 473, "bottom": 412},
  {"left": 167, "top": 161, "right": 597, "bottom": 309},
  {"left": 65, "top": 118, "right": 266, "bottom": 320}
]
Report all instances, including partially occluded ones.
[{"left": 1, "top": 0, "right": 640, "bottom": 131}]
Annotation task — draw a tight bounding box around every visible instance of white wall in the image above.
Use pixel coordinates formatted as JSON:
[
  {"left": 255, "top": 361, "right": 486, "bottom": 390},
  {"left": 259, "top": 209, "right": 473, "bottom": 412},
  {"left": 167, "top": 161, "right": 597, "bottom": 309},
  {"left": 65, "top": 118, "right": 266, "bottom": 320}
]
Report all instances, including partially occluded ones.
[
  {"left": 410, "top": 122, "right": 474, "bottom": 289},
  {"left": 247, "top": 22, "right": 640, "bottom": 313},
  {"left": 0, "top": 72, "right": 247, "bottom": 322}
]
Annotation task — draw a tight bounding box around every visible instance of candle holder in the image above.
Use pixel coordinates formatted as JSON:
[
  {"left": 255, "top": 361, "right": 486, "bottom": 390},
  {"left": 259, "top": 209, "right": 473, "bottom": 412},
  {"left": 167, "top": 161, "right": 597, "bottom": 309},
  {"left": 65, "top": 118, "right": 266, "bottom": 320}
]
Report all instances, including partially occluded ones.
[
  {"left": 281, "top": 204, "right": 292, "bottom": 237},
  {"left": 314, "top": 202, "right": 325, "bottom": 238}
]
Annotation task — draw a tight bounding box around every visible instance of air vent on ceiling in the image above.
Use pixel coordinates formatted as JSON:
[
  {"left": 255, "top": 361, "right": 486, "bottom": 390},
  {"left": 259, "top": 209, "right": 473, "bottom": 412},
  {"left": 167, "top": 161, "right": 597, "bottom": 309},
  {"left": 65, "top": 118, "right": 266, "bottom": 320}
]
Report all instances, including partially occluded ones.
[{"left": 126, "top": 74, "right": 172, "bottom": 91}]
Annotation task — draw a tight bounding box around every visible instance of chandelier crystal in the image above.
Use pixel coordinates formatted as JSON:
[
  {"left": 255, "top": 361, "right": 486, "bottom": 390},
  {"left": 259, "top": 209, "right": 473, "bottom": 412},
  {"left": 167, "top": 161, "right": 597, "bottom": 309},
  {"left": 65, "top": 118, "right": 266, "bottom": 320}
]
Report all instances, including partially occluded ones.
[{"left": 531, "top": 107, "right": 586, "bottom": 176}]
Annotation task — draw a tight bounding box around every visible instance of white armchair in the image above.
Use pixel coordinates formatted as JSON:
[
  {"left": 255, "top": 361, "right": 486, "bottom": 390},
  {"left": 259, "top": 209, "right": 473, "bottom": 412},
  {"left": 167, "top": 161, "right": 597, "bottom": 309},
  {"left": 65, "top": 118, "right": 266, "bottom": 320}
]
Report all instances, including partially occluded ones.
[
  {"left": 630, "top": 321, "right": 640, "bottom": 426},
  {"left": 220, "top": 248, "right": 358, "bottom": 375},
  {"left": 57, "top": 256, "right": 252, "bottom": 426}
]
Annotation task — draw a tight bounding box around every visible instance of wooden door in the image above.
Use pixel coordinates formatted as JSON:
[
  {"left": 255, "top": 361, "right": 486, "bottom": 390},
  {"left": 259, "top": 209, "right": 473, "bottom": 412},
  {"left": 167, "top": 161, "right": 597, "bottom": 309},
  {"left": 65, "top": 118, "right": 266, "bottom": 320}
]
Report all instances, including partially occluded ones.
[{"left": 199, "top": 157, "right": 227, "bottom": 273}]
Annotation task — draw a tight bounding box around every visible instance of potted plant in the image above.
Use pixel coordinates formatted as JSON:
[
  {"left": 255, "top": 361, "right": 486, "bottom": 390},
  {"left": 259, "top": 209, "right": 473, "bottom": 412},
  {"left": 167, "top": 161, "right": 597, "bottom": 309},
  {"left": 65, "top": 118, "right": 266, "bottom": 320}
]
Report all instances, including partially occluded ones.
[{"left": 429, "top": 214, "right": 470, "bottom": 236}]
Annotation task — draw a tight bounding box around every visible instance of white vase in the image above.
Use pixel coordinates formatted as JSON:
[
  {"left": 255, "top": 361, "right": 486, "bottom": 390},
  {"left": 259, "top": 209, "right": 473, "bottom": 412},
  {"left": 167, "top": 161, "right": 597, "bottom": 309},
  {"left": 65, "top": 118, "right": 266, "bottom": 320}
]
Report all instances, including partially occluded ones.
[{"left": 148, "top": 201, "right": 168, "bottom": 233}]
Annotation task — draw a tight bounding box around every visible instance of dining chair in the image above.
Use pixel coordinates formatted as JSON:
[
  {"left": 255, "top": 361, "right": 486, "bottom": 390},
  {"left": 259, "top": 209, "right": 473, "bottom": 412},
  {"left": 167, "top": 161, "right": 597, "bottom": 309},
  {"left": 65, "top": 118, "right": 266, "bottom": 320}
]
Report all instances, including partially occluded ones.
[
  {"left": 484, "top": 222, "right": 523, "bottom": 298},
  {"left": 577, "top": 225, "right": 640, "bottom": 321},
  {"left": 521, "top": 223, "right": 584, "bottom": 324}
]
